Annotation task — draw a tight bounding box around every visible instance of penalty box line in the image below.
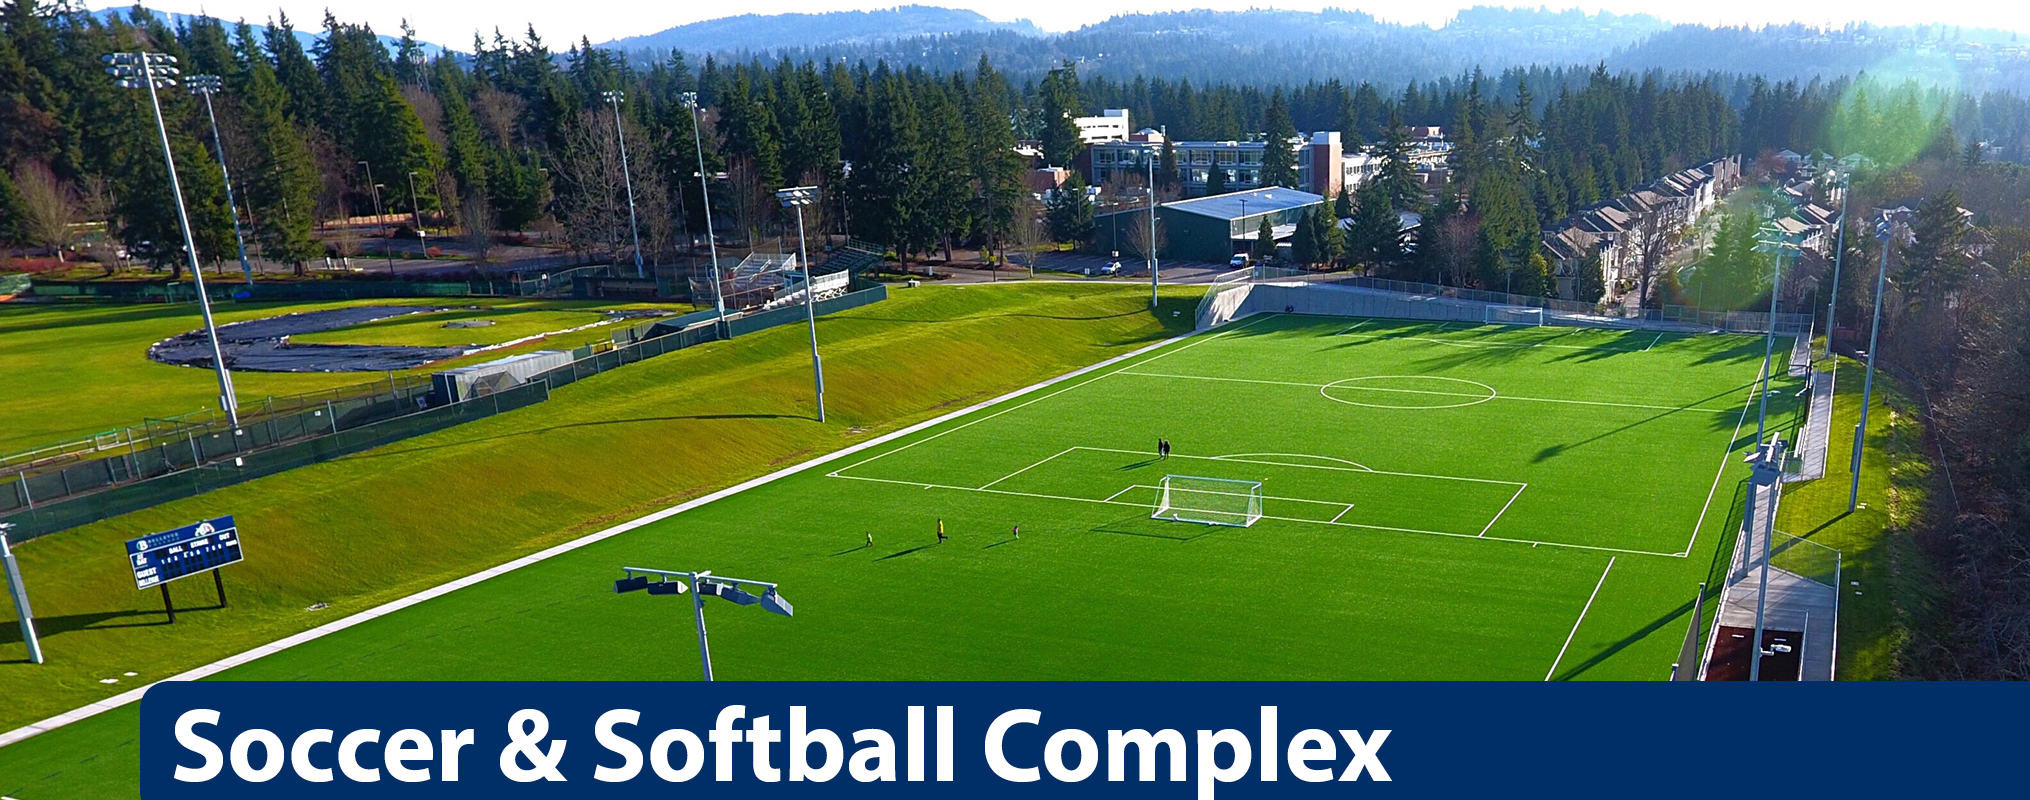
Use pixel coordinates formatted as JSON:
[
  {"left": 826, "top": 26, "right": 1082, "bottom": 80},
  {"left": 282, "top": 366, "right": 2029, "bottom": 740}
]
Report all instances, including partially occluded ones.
[
  {"left": 828, "top": 473, "right": 1678, "bottom": 559},
  {"left": 827, "top": 313, "right": 1282, "bottom": 480}
]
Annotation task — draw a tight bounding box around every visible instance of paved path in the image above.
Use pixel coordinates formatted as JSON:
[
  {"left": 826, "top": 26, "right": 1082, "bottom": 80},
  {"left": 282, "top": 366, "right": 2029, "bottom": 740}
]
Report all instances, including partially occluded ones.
[
  {"left": 1710, "top": 452, "right": 1838, "bottom": 680},
  {"left": 1786, "top": 370, "right": 1836, "bottom": 483}
]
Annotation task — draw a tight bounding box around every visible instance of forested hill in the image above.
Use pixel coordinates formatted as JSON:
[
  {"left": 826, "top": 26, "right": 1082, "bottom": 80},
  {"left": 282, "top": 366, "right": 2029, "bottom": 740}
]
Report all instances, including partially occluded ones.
[
  {"left": 635, "top": 7, "right": 1669, "bottom": 89},
  {"left": 603, "top": 5, "right": 1042, "bottom": 54}
]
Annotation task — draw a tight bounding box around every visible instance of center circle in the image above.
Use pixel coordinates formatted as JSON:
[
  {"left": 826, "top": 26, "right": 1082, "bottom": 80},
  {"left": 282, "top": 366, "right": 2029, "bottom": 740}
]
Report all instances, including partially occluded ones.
[{"left": 1320, "top": 376, "right": 1498, "bottom": 409}]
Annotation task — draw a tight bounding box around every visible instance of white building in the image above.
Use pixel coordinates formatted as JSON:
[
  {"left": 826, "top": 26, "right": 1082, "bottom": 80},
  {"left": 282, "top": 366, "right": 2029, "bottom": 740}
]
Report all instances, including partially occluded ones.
[{"left": 1074, "top": 109, "right": 1132, "bottom": 144}]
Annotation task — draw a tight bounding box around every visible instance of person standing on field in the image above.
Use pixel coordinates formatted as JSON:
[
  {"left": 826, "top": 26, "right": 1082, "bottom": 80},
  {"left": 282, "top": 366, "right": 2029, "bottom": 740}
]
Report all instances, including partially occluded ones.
[{"left": 937, "top": 518, "right": 947, "bottom": 543}]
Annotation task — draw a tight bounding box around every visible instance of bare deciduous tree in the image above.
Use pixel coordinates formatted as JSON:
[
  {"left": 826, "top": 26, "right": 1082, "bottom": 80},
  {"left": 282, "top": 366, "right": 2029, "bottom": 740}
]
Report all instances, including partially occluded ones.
[
  {"left": 462, "top": 192, "right": 495, "bottom": 265},
  {"left": 13, "top": 161, "right": 80, "bottom": 261},
  {"left": 1633, "top": 210, "right": 1684, "bottom": 308}
]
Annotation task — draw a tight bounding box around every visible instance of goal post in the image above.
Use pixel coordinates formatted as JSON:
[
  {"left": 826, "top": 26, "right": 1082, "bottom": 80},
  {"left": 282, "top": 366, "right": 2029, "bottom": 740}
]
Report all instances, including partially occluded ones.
[
  {"left": 1486, "top": 305, "right": 1545, "bottom": 326},
  {"left": 1153, "top": 475, "right": 1264, "bottom": 528}
]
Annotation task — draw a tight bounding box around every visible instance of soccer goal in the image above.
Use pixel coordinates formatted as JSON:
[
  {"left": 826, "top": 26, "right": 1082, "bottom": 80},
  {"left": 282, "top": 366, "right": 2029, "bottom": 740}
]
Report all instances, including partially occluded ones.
[
  {"left": 1486, "top": 305, "right": 1545, "bottom": 326},
  {"left": 1153, "top": 475, "right": 1264, "bottom": 527}
]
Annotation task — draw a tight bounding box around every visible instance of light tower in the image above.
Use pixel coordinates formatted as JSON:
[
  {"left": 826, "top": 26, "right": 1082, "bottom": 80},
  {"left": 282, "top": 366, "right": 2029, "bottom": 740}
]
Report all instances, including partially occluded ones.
[
  {"left": 602, "top": 89, "right": 646, "bottom": 279},
  {"left": 106, "top": 53, "right": 240, "bottom": 428},
  {"left": 185, "top": 74, "right": 253, "bottom": 284}
]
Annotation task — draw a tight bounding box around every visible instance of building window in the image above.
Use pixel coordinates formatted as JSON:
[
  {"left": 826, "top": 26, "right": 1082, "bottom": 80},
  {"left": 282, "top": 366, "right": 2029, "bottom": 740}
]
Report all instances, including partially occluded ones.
[
  {"left": 1242, "top": 151, "right": 1262, "bottom": 166},
  {"left": 1218, "top": 151, "right": 1237, "bottom": 165},
  {"left": 1096, "top": 168, "right": 1110, "bottom": 183},
  {"left": 1096, "top": 150, "right": 1114, "bottom": 164},
  {"left": 1191, "top": 150, "right": 1211, "bottom": 165}
]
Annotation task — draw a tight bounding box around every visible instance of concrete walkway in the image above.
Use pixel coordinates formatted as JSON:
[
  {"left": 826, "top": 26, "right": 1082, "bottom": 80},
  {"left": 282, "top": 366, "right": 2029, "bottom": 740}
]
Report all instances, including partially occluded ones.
[
  {"left": 1705, "top": 444, "right": 1839, "bottom": 680},
  {"left": 1786, "top": 369, "right": 1836, "bottom": 483}
]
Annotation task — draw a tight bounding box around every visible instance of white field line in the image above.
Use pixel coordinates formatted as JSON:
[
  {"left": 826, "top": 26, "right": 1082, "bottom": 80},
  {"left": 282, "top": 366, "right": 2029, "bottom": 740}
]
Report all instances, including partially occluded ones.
[
  {"left": 1546, "top": 556, "right": 1618, "bottom": 681},
  {"left": 1213, "top": 452, "right": 1372, "bottom": 471},
  {"left": 1102, "top": 486, "right": 1140, "bottom": 503},
  {"left": 829, "top": 313, "right": 1279, "bottom": 478},
  {"left": 829, "top": 473, "right": 1676, "bottom": 559},
  {"left": 0, "top": 313, "right": 1234, "bottom": 752},
  {"left": 1644, "top": 333, "right": 1666, "bottom": 352},
  {"left": 1679, "top": 360, "right": 1767, "bottom": 557},
  {"left": 1072, "top": 446, "right": 1523, "bottom": 486},
  {"left": 1479, "top": 484, "right": 1529, "bottom": 538},
  {"left": 1335, "top": 319, "right": 1375, "bottom": 336},
  {"left": 1329, "top": 504, "right": 1355, "bottom": 524},
  {"left": 978, "top": 447, "right": 1077, "bottom": 490},
  {"left": 1117, "top": 371, "right": 1739, "bottom": 414}
]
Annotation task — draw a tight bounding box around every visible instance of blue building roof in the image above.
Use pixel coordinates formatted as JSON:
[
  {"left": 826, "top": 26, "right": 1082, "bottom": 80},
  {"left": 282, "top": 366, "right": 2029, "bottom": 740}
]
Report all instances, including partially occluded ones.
[{"left": 1163, "top": 188, "right": 1324, "bottom": 221}]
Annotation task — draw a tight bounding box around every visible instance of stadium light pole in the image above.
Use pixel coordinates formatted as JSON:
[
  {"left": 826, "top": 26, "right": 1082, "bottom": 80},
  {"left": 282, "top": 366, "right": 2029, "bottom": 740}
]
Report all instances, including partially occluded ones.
[
  {"left": 0, "top": 524, "right": 43, "bottom": 665},
  {"left": 1849, "top": 217, "right": 1894, "bottom": 512},
  {"left": 106, "top": 52, "right": 241, "bottom": 429},
  {"left": 1752, "top": 223, "right": 1800, "bottom": 448},
  {"left": 1822, "top": 166, "right": 1850, "bottom": 362},
  {"left": 603, "top": 89, "right": 646, "bottom": 279},
  {"left": 1747, "top": 438, "right": 1785, "bottom": 682},
  {"left": 680, "top": 92, "right": 727, "bottom": 329},
  {"left": 1146, "top": 145, "right": 1159, "bottom": 307},
  {"left": 406, "top": 170, "right": 428, "bottom": 257},
  {"left": 614, "top": 567, "right": 792, "bottom": 681},
  {"left": 186, "top": 74, "right": 253, "bottom": 284},
  {"left": 779, "top": 185, "right": 827, "bottom": 423}
]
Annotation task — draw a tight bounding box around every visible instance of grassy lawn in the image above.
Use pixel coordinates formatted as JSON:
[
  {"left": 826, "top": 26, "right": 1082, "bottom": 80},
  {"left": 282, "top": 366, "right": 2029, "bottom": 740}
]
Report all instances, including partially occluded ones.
[
  {"left": 1773, "top": 354, "right": 1940, "bottom": 679},
  {"left": 1, "top": 294, "right": 1894, "bottom": 799},
  {"left": 286, "top": 308, "right": 616, "bottom": 348},
  {"left": 0, "top": 298, "right": 671, "bottom": 454},
  {"left": 0, "top": 283, "right": 1197, "bottom": 737}
]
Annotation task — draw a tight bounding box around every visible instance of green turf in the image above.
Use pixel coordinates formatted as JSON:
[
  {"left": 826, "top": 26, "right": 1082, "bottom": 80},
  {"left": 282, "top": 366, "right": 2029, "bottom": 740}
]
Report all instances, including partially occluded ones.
[
  {"left": 286, "top": 308, "right": 616, "bottom": 347},
  {"left": 0, "top": 282, "right": 1200, "bottom": 732},
  {"left": 2, "top": 300, "right": 1832, "bottom": 797},
  {"left": 0, "top": 298, "right": 667, "bottom": 453}
]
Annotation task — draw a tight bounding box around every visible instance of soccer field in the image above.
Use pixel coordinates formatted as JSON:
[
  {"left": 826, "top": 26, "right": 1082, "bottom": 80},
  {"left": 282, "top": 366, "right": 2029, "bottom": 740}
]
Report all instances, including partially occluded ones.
[{"left": 176, "top": 311, "right": 1798, "bottom": 685}]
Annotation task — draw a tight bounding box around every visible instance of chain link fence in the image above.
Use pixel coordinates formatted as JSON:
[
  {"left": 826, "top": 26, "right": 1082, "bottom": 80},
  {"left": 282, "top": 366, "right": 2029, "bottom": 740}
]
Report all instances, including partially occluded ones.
[{"left": 0, "top": 284, "right": 889, "bottom": 542}]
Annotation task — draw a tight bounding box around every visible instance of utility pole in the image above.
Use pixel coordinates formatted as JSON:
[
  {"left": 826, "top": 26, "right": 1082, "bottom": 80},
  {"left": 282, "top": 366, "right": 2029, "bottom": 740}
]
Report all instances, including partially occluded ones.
[
  {"left": 107, "top": 53, "right": 240, "bottom": 429},
  {"left": 187, "top": 74, "right": 253, "bottom": 284},
  {"left": 1822, "top": 167, "right": 1850, "bottom": 361},
  {"left": 603, "top": 90, "right": 646, "bottom": 279}
]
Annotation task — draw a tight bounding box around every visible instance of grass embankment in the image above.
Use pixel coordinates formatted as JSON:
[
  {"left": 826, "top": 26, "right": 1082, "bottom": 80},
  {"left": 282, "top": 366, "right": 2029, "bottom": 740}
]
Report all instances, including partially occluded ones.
[
  {"left": 0, "top": 298, "right": 667, "bottom": 453},
  {"left": 0, "top": 283, "right": 1196, "bottom": 794},
  {"left": 1773, "top": 353, "right": 1941, "bottom": 679}
]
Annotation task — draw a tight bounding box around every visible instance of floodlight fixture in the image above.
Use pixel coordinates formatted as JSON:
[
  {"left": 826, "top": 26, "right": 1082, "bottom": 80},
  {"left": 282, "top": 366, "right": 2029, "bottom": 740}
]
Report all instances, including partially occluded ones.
[
  {"left": 677, "top": 92, "right": 727, "bottom": 331},
  {"left": 107, "top": 52, "right": 239, "bottom": 428},
  {"left": 613, "top": 566, "right": 790, "bottom": 680},
  {"left": 601, "top": 89, "right": 645, "bottom": 277},
  {"left": 186, "top": 73, "right": 253, "bottom": 284},
  {"left": 775, "top": 186, "right": 827, "bottom": 422}
]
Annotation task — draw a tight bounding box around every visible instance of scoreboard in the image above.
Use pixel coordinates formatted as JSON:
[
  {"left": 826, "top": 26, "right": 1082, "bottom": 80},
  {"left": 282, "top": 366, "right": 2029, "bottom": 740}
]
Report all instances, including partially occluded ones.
[{"left": 127, "top": 516, "right": 244, "bottom": 590}]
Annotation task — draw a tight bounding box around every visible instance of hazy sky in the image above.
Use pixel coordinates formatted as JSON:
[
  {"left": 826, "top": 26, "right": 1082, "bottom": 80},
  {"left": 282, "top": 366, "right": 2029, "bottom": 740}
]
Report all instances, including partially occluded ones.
[{"left": 114, "top": 0, "right": 2030, "bottom": 50}]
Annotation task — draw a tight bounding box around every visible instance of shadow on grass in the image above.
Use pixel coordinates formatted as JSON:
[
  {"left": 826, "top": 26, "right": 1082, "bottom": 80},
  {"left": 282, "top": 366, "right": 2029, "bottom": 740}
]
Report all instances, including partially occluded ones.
[
  {"left": 348, "top": 413, "right": 811, "bottom": 459},
  {"left": 982, "top": 539, "right": 1017, "bottom": 550},
  {"left": 0, "top": 609, "right": 173, "bottom": 645},
  {"left": 830, "top": 544, "right": 870, "bottom": 556},
  {"left": 1531, "top": 381, "right": 1759, "bottom": 463},
  {"left": 875, "top": 543, "right": 940, "bottom": 561},
  {"left": 1549, "top": 595, "right": 1699, "bottom": 681},
  {"left": 1088, "top": 513, "right": 1218, "bottom": 542}
]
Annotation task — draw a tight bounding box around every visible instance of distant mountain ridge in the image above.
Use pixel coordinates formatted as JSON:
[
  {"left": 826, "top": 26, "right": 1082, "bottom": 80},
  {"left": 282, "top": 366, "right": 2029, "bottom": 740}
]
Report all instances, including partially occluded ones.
[
  {"left": 90, "top": 5, "right": 449, "bottom": 58},
  {"left": 602, "top": 5, "right": 1042, "bottom": 54}
]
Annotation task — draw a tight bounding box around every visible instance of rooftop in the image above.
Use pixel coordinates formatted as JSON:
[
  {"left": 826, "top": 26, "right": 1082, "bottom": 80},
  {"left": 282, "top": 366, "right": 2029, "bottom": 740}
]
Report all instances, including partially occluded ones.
[{"left": 1165, "top": 187, "right": 1325, "bottom": 221}]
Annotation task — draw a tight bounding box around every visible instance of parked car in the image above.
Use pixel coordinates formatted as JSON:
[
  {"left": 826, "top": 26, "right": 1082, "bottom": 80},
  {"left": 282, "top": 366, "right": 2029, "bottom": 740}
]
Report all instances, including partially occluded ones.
[{"left": 1229, "top": 254, "right": 1249, "bottom": 267}]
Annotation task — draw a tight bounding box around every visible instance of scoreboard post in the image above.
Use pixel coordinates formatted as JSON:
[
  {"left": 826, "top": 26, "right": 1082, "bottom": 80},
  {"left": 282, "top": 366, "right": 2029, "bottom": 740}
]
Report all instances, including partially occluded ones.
[{"left": 125, "top": 516, "right": 245, "bottom": 624}]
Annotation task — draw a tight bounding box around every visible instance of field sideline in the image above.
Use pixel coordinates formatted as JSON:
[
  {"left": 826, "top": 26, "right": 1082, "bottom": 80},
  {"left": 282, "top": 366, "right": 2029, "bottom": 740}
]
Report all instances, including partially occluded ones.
[{"left": 2, "top": 295, "right": 1835, "bottom": 798}]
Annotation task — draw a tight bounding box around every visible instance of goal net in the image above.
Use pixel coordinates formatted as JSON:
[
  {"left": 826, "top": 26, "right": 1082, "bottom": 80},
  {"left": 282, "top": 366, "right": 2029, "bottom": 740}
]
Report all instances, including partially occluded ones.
[
  {"left": 1153, "top": 475, "right": 1264, "bottom": 527},
  {"left": 1486, "top": 305, "right": 1545, "bottom": 326}
]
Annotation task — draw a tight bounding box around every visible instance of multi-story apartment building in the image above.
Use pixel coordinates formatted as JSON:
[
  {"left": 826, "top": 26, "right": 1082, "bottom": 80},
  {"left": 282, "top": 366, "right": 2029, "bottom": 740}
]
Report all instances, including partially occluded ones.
[{"left": 1084, "top": 131, "right": 1348, "bottom": 198}]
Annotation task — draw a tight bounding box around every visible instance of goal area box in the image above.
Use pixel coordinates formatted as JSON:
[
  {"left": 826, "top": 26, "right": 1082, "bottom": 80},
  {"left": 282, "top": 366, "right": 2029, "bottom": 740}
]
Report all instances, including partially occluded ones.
[
  {"left": 1153, "top": 475, "right": 1263, "bottom": 527},
  {"left": 1486, "top": 305, "right": 1545, "bottom": 326}
]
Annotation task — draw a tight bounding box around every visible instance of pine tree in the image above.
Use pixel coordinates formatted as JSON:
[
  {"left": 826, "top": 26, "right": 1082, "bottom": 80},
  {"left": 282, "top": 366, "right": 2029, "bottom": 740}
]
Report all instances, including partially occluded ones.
[
  {"left": 1374, "top": 116, "right": 1420, "bottom": 210},
  {"left": 1574, "top": 248, "right": 1607, "bottom": 303},
  {"left": 1205, "top": 164, "right": 1227, "bottom": 196},
  {"left": 355, "top": 74, "right": 443, "bottom": 214},
  {"left": 1900, "top": 188, "right": 1972, "bottom": 308},
  {"left": 265, "top": 13, "right": 323, "bottom": 123},
  {"left": 1250, "top": 216, "right": 1275, "bottom": 261},
  {"left": 967, "top": 56, "right": 1024, "bottom": 260},
  {"left": 1259, "top": 90, "right": 1299, "bottom": 189},
  {"left": 1039, "top": 61, "right": 1083, "bottom": 168},
  {"left": 1290, "top": 206, "right": 1319, "bottom": 265},
  {"left": 1347, "top": 179, "right": 1399, "bottom": 270},
  {"left": 240, "top": 51, "right": 322, "bottom": 271},
  {"left": 851, "top": 65, "right": 923, "bottom": 261},
  {"left": 1045, "top": 175, "right": 1094, "bottom": 248},
  {"left": 1157, "top": 138, "right": 1179, "bottom": 196},
  {"left": 919, "top": 80, "right": 973, "bottom": 262},
  {"left": 1334, "top": 186, "right": 1352, "bottom": 219}
]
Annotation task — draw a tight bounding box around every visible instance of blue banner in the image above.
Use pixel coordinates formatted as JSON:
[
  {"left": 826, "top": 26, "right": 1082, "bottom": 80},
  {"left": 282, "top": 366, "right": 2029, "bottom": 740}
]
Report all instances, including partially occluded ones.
[{"left": 140, "top": 681, "right": 2016, "bottom": 797}]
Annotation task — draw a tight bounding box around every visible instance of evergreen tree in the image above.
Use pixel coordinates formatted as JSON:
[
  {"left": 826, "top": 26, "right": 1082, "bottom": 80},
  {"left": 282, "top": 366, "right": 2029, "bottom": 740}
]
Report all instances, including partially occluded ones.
[
  {"left": 265, "top": 13, "right": 323, "bottom": 123},
  {"left": 1157, "top": 138, "right": 1179, "bottom": 196},
  {"left": 967, "top": 56, "right": 1024, "bottom": 259},
  {"left": 1334, "top": 186, "right": 1352, "bottom": 219},
  {"left": 1374, "top": 115, "right": 1420, "bottom": 209},
  {"left": 355, "top": 74, "right": 443, "bottom": 213},
  {"left": 919, "top": 79, "right": 974, "bottom": 261},
  {"left": 1573, "top": 248, "right": 1607, "bottom": 303},
  {"left": 240, "top": 50, "right": 322, "bottom": 271},
  {"left": 1346, "top": 179, "right": 1399, "bottom": 270},
  {"left": 1290, "top": 205, "right": 1319, "bottom": 265},
  {"left": 1039, "top": 61, "right": 1083, "bottom": 167},
  {"left": 1258, "top": 90, "right": 1298, "bottom": 188},
  {"left": 1205, "top": 163, "right": 1227, "bottom": 196},
  {"left": 850, "top": 65, "right": 924, "bottom": 260},
  {"left": 1249, "top": 216, "right": 1274, "bottom": 261},
  {"left": 1045, "top": 175, "right": 1093, "bottom": 248},
  {"left": 1900, "top": 188, "right": 1972, "bottom": 308}
]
